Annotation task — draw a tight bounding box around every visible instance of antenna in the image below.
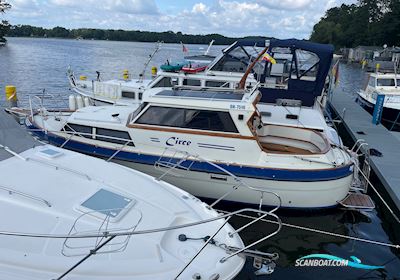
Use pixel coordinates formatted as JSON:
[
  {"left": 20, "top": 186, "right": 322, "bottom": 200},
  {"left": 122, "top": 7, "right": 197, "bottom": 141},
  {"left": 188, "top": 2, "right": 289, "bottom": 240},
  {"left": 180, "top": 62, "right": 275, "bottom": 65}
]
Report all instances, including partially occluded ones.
[
  {"left": 205, "top": 39, "right": 215, "bottom": 55},
  {"left": 395, "top": 56, "right": 398, "bottom": 86},
  {"left": 139, "top": 41, "right": 163, "bottom": 82}
]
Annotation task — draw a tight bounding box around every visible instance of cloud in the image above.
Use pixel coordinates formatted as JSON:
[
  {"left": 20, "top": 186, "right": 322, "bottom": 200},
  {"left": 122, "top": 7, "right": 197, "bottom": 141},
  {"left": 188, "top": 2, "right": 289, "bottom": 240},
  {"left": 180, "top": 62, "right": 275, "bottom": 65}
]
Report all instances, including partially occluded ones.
[
  {"left": 48, "top": 0, "right": 158, "bottom": 14},
  {"left": 192, "top": 3, "right": 209, "bottom": 14},
  {"left": 9, "top": 0, "right": 39, "bottom": 10},
  {"left": 256, "top": 0, "right": 313, "bottom": 10},
  {"left": 104, "top": 0, "right": 159, "bottom": 15},
  {"left": 49, "top": 0, "right": 78, "bottom": 6},
  {"left": 6, "top": 0, "right": 357, "bottom": 39}
]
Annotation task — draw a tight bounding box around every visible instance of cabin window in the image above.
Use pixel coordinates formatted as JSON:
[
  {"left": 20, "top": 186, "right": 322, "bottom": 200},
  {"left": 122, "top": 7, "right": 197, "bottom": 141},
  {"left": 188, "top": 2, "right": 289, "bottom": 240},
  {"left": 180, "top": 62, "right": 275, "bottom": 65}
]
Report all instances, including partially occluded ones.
[
  {"left": 122, "top": 91, "right": 135, "bottom": 99},
  {"left": 377, "top": 79, "right": 395, "bottom": 87},
  {"left": 368, "top": 77, "right": 376, "bottom": 87},
  {"left": 138, "top": 92, "right": 143, "bottom": 100},
  {"left": 64, "top": 123, "right": 92, "bottom": 138},
  {"left": 153, "top": 77, "right": 173, "bottom": 88},
  {"left": 397, "top": 79, "right": 400, "bottom": 87},
  {"left": 183, "top": 79, "right": 201, "bottom": 86},
  {"left": 95, "top": 128, "right": 134, "bottom": 146},
  {"left": 136, "top": 106, "right": 238, "bottom": 133},
  {"left": 205, "top": 81, "right": 230, "bottom": 88}
]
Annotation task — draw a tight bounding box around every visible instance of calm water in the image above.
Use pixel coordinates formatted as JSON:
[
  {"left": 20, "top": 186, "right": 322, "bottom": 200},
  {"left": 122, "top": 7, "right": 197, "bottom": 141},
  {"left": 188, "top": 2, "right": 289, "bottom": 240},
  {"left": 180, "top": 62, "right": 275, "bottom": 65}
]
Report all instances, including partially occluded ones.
[{"left": 1, "top": 38, "right": 400, "bottom": 279}]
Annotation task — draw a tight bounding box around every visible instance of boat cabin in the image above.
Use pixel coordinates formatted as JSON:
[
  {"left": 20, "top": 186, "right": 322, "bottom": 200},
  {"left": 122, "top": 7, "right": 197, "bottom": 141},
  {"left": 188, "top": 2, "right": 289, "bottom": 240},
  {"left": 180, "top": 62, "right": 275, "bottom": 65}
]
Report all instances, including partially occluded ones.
[
  {"left": 366, "top": 73, "right": 400, "bottom": 92},
  {"left": 124, "top": 87, "right": 330, "bottom": 156},
  {"left": 158, "top": 39, "right": 333, "bottom": 108}
]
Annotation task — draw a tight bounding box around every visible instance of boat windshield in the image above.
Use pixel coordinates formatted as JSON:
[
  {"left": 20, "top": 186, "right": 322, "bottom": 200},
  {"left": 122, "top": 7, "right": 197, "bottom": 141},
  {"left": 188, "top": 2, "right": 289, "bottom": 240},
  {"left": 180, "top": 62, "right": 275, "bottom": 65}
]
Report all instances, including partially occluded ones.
[
  {"left": 211, "top": 45, "right": 266, "bottom": 74},
  {"left": 368, "top": 77, "right": 376, "bottom": 87},
  {"left": 130, "top": 102, "right": 148, "bottom": 122},
  {"left": 291, "top": 49, "right": 320, "bottom": 81},
  {"left": 377, "top": 78, "right": 395, "bottom": 87}
]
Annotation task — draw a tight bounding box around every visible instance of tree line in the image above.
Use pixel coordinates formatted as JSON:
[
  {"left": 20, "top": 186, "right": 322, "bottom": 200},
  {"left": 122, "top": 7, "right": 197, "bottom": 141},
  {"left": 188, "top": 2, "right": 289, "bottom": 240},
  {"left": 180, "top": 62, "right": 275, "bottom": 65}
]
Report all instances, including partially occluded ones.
[
  {"left": 310, "top": 0, "right": 400, "bottom": 49},
  {"left": 6, "top": 24, "right": 267, "bottom": 45},
  {"left": 0, "top": 0, "right": 11, "bottom": 42}
]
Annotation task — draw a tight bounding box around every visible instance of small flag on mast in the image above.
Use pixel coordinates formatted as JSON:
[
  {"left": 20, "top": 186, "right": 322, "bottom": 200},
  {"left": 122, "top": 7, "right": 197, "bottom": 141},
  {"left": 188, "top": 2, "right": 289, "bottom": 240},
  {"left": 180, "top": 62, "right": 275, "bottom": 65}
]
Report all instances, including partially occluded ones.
[
  {"left": 332, "top": 61, "right": 339, "bottom": 87},
  {"left": 262, "top": 51, "right": 276, "bottom": 64}
]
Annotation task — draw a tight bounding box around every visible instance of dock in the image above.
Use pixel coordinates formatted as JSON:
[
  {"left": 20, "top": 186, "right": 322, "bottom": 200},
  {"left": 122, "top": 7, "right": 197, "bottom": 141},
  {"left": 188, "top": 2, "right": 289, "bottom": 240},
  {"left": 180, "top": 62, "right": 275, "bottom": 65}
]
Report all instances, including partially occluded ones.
[{"left": 329, "top": 89, "right": 400, "bottom": 211}]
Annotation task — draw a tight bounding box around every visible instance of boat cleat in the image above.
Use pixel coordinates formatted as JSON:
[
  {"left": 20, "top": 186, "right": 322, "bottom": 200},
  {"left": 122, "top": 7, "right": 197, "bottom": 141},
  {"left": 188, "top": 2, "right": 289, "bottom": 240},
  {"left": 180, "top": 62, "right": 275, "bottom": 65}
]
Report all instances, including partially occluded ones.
[{"left": 254, "top": 259, "right": 276, "bottom": 276}]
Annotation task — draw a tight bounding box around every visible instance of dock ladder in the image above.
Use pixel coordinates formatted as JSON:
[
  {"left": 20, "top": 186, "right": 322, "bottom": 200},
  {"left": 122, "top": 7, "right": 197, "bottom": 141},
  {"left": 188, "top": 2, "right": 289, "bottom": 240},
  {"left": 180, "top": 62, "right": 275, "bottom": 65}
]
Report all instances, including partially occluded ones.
[{"left": 339, "top": 139, "right": 375, "bottom": 211}]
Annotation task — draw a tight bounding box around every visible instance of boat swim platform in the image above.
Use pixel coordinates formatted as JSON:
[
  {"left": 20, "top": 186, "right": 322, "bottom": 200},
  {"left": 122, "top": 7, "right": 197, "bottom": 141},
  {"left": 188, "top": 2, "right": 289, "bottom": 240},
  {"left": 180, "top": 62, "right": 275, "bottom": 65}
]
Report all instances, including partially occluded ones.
[{"left": 329, "top": 88, "right": 400, "bottom": 212}]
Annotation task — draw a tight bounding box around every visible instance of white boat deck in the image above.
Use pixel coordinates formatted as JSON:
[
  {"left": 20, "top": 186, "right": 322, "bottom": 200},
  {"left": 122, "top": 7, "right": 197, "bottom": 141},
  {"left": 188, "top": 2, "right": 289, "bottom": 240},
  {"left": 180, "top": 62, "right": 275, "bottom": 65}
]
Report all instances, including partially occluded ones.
[
  {"left": 72, "top": 105, "right": 134, "bottom": 124},
  {"left": 257, "top": 104, "right": 326, "bottom": 131},
  {"left": 0, "top": 110, "right": 245, "bottom": 280}
]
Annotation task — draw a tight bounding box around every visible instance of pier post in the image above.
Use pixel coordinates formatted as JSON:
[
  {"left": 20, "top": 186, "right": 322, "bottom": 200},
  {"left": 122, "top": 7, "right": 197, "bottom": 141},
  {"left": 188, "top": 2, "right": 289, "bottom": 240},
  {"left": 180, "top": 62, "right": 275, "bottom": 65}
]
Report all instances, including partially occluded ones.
[{"left": 5, "top": 85, "right": 17, "bottom": 108}]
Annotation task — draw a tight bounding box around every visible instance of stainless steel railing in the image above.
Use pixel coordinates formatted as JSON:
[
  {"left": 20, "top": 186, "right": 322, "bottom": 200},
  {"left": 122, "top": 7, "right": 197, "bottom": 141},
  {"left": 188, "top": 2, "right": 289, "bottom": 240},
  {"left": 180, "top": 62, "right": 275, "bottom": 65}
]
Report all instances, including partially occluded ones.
[
  {"left": 0, "top": 183, "right": 52, "bottom": 208},
  {"left": 155, "top": 147, "right": 282, "bottom": 212}
]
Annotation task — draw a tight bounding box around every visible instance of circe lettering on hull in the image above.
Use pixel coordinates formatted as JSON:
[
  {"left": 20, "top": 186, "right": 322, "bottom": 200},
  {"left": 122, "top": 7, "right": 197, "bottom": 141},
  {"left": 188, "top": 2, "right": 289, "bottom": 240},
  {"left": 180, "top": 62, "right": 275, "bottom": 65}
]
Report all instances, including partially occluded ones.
[{"left": 166, "top": 137, "right": 192, "bottom": 147}]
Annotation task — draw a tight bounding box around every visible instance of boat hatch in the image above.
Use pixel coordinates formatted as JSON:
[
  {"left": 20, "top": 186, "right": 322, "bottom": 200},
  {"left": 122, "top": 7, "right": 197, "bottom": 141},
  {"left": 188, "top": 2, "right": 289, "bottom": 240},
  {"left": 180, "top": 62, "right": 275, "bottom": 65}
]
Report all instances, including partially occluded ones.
[
  {"left": 79, "top": 188, "right": 136, "bottom": 220},
  {"left": 155, "top": 89, "right": 244, "bottom": 100},
  {"left": 37, "top": 148, "right": 64, "bottom": 159}
]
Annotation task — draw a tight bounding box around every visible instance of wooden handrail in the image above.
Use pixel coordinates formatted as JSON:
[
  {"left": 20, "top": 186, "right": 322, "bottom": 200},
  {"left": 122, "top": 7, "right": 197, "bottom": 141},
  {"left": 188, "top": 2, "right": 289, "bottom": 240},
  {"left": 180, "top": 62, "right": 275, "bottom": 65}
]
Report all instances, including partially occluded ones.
[{"left": 237, "top": 46, "right": 269, "bottom": 90}]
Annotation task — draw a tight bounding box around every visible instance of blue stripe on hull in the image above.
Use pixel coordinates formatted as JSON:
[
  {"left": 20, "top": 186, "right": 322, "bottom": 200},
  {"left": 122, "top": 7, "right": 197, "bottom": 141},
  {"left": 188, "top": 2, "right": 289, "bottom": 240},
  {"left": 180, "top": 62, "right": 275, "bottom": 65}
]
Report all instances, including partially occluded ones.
[{"left": 28, "top": 125, "right": 353, "bottom": 182}]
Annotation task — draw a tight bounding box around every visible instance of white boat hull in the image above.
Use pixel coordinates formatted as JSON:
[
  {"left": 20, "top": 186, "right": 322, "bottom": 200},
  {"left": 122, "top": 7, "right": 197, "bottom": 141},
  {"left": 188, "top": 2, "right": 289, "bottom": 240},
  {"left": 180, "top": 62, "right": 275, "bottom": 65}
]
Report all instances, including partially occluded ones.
[{"left": 115, "top": 159, "right": 353, "bottom": 209}]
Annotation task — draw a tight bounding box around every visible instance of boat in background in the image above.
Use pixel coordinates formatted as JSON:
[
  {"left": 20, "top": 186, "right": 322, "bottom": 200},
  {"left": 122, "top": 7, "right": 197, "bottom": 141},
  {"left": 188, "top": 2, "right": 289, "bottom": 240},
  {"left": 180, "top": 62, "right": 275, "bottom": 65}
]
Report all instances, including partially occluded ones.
[
  {"left": 160, "top": 60, "right": 188, "bottom": 72},
  {"left": 182, "top": 62, "right": 208, "bottom": 74},
  {"left": 66, "top": 41, "right": 163, "bottom": 106},
  {"left": 357, "top": 71, "right": 400, "bottom": 129},
  {"left": 68, "top": 38, "right": 332, "bottom": 108},
  {"left": 67, "top": 39, "right": 342, "bottom": 146},
  {"left": 0, "top": 109, "right": 273, "bottom": 279},
  {"left": 184, "top": 40, "right": 216, "bottom": 64},
  {"left": 67, "top": 39, "right": 269, "bottom": 106}
]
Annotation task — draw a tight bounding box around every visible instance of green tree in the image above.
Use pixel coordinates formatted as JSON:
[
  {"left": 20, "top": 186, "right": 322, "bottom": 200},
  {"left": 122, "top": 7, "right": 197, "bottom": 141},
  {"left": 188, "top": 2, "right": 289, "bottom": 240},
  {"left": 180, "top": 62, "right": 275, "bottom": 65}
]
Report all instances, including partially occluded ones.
[
  {"left": 377, "top": 0, "right": 400, "bottom": 46},
  {"left": 6, "top": 23, "right": 268, "bottom": 45},
  {"left": 0, "top": 0, "right": 11, "bottom": 42},
  {"left": 310, "top": 0, "right": 399, "bottom": 48},
  {"left": 48, "top": 26, "right": 70, "bottom": 38}
]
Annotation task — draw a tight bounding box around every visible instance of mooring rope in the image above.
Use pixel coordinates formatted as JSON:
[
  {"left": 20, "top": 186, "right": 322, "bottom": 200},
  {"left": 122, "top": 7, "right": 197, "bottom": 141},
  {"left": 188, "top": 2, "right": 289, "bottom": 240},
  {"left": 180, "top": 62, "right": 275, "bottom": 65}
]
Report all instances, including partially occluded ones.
[
  {"left": 217, "top": 209, "right": 400, "bottom": 249},
  {"left": 353, "top": 162, "right": 400, "bottom": 224}
]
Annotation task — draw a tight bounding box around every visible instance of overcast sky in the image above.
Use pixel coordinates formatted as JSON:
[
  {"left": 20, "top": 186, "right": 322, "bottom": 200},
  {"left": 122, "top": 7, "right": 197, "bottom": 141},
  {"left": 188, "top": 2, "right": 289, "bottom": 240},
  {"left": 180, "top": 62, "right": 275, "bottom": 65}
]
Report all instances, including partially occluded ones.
[{"left": 4, "top": 0, "right": 356, "bottom": 39}]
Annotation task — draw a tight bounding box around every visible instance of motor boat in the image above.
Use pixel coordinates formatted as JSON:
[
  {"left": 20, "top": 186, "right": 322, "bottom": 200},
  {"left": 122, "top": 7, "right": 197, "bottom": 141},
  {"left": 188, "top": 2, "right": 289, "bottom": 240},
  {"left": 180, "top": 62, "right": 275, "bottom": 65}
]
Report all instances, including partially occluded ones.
[
  {"left": 65, "top": 38, "right": 341, "bottom": 146},
  {"left": 357, "top": 72, "right": 400, "bottom": 129},
  {"left": 0, "top": 109, "right": 277, "bottom": 279},
  {"left": 184, "top": 40, "right": 217, "bottom": 64},
  {"left": 66, "top": 39, "right": 270, "bottom": 106},
  {"left": 67, "top": 39, "right": 331, "bottom": 108},
  {"left": 26, "top": 84, "right": 355, "bottom": 209}
]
